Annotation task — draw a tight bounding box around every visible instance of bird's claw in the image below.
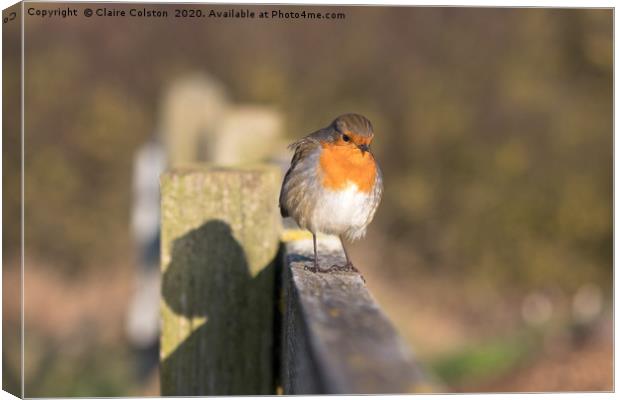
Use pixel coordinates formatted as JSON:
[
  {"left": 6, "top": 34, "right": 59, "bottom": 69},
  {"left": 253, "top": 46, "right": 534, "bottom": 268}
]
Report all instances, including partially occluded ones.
[
  {"left": 304, "top": 264, "right": 320, "bottom": 273},
  {"left": 304, "top": 262, "right": 366, "bottom": 283},
  {"left": 327, "top": 262, "right": 360, "bottom": 273}
]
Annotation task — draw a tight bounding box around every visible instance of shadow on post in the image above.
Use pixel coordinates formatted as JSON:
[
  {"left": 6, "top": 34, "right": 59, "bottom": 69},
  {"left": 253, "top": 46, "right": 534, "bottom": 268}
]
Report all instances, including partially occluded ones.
[{"left": 160, "top": 219, "right": 277, "bottom": 396}]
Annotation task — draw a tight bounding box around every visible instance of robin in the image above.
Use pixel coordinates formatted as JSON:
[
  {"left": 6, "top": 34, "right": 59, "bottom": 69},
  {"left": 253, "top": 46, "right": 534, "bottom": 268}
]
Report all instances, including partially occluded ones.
[{"left": 279, "top": 113, "right": 383, "bottom": 273}]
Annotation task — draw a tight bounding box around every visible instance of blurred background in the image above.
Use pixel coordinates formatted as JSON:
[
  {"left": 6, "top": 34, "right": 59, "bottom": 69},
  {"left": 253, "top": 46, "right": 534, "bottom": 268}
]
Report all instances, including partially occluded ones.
[{"left": 2, "top": 5, "right": 612, "bottom": 396}]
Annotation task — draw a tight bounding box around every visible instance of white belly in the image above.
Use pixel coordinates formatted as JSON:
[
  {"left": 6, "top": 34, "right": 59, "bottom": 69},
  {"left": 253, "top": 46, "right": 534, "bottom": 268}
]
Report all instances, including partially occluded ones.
[{"left": 310, "top": 183, "right": 375, "bottom": 240}]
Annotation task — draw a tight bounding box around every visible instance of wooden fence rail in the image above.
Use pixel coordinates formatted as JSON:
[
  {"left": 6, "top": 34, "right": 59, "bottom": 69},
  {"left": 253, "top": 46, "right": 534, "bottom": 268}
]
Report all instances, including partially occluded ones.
[
  {"left": 160, "top": 165, "right": 439, "bottom": 395},
  {"left": 280, "top": 234, "right": 437, "bottom": 394}
]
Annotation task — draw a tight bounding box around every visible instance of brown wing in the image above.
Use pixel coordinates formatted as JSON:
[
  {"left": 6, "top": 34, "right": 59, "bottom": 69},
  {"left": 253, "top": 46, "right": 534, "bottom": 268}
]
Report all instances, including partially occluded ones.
[{"left": 278, "top": 135, "right": 322, "bottom": 217}]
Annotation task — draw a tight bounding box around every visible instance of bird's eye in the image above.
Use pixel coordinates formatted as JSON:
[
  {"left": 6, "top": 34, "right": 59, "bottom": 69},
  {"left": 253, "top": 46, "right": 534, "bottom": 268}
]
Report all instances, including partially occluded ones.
[{"left": 342, "top": 134, "right": 351, "bottom": 142}]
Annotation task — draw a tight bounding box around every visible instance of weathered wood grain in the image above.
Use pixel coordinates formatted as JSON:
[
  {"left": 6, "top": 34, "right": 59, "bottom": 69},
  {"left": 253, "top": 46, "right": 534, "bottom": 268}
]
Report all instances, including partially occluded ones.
[
  {"left": 280, "top": 233, "right": 439, "bottom": 394},
  {"left": 160, "top": 165, "right": 282, "bottom": 395}
]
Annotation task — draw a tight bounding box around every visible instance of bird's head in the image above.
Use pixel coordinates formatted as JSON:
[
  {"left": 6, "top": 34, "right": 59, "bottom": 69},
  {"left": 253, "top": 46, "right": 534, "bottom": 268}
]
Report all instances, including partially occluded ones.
[{"left": 329, "top": 113, "right": 374, "bottom": 155}]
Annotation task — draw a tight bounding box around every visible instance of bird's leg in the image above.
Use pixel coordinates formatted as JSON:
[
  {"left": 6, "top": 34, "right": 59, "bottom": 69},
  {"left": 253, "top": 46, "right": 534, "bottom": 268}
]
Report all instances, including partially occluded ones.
[
  {"left": 341, "top": 240, "right": 365, "bottom": 282},
  {"left": 313, "top": 232, "right": 319, "bottom": 271},
  {"left": 337, "top": 238, "right": 360, "bottom": 273},
  {"left": 304, "top": 232, "right": 320, "bottom": 273},
  {"left": 304, "top": 235, "right": 364, "bottom": 282},
  {"left": 322, "top": 237, "right": 364, "bottom": 281},
  {"left": 340, "top": 239, "right": 357, "bottom": 271}
]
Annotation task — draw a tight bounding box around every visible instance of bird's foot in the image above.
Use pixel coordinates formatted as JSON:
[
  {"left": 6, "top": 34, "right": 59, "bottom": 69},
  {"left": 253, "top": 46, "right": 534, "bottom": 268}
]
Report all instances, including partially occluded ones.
[
  {"left": 304, "top": 264, "right": 321, "bottom": 273},
  {"left": 325, "top": 262, "right": 359, "bottom": 273},
  {"left": 304, "top": 262, "right": 366, "bottom": 282},
  {"left": 331, "top": 262, "right": 366, "bottom": 283}
]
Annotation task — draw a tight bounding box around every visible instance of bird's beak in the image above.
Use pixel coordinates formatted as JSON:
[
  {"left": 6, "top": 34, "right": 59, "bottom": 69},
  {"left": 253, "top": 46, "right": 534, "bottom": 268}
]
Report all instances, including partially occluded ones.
[{"left": 358, "top": 144, "right": 369, "bottom": 154}]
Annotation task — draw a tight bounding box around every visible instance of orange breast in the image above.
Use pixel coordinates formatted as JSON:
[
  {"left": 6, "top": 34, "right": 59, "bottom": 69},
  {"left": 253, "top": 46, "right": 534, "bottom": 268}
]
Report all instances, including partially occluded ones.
[{"left": 319, "top": 143, "right": 377, "bottom": 193}]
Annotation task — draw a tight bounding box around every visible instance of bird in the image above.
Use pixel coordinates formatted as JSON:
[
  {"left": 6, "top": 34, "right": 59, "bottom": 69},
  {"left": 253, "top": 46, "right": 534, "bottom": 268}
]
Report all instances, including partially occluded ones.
[{"left": 279, "top": 113, "right": 383, "bottom": 273}]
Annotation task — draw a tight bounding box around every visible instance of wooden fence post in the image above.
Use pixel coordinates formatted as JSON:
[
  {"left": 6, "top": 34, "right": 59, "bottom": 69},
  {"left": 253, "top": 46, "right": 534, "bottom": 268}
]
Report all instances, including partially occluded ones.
[{"left": 159, "top": 165, "right": 282, "bottom": 395}]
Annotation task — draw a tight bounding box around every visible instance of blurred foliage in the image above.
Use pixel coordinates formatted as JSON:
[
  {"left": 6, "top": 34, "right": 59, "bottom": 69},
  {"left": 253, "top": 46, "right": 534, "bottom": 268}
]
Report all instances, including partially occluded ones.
[
  {"left": 431, "top": 329, "right": 536, "bottom": 386},
  {"left": 14, "top": 6, "right": 611, "bottom": 293},
  {"left": 24, "top": 332, "right": 135, "bottom": 397}
]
